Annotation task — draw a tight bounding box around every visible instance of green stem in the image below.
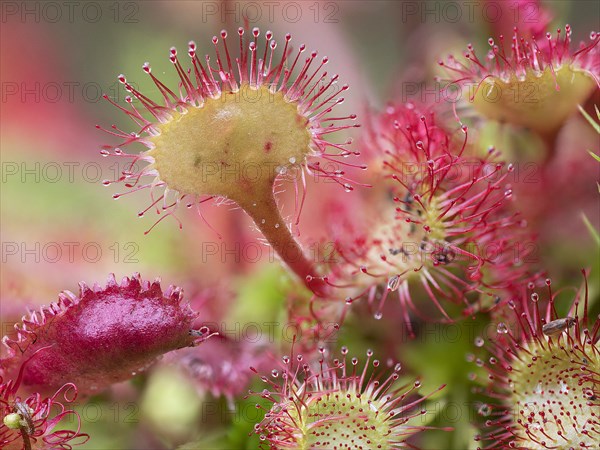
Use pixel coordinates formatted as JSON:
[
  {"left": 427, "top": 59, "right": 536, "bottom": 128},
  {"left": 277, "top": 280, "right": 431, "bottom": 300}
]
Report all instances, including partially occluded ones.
[{"left": 238, "top": 191, "right": 327, "bottom": 296}]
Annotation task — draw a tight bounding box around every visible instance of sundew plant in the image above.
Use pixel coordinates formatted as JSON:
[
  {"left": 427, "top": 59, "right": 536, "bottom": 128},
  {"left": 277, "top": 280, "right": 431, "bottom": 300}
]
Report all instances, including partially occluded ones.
[{"left": 1, "top": 1, "right": 599, "bottom": 449}]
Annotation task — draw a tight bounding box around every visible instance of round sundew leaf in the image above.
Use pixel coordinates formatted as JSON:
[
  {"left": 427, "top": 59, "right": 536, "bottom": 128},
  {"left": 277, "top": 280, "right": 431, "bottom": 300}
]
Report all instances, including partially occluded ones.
[
  {"left": 440, "top": 26, "right": 600, "bottom": 137},
  {"left": 1, "top": 273, "right": 207, "bottom": 395},
  {"left": 477, "top": 276, "right": 600, "bottom": 448},
  {"left": 149, "top": 85, "right": 311, "bottom": 201},
  {"left": 505, "top": 337, "right": 599, "bottom": 448},
  {"left": 323, "top": 103, "right": 532, "bottom": 325},
  {"left": 98, "top": 27, "right": 359, "bottom": 294},
  {"left": 472, "top": 67, "right": 596, "bottom": 134},
  {"left": 251, "top": 349, "right": 450, "bottom": 449}
]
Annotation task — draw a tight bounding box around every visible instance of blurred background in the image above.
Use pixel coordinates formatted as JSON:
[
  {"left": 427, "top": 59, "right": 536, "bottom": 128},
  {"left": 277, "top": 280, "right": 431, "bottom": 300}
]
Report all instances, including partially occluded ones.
[{"left": 1, "top": 1, "right": 599, "bottom": 449}]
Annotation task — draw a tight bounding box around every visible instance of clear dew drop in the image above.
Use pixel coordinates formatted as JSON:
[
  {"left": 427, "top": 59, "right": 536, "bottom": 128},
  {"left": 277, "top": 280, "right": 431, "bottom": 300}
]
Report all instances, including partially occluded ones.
[
  {"left": 387, "top": 275, "right": 400, "bottom": 291},
  {"left": 478, "top": 404, "right": 492, "bottom": 416},
  {"left": 497, "top": 322, "right": 509, "bottom": 334},
  {"left": 374, "top": 311, "right": 383, "bottom": 320},
  {"left": 475, "top": 337, "right": 485, "bottom": 347}
]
